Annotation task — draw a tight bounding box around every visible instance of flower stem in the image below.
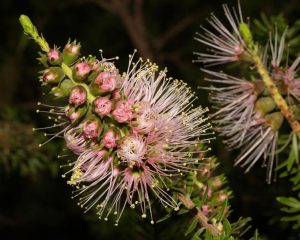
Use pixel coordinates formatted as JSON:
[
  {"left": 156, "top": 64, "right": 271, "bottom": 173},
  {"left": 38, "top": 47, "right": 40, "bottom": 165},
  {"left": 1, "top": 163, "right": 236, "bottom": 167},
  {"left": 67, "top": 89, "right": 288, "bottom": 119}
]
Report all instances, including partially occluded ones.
[
  {"left": 178, "top": 193, "right": 221, "bottom": 236},
  {"left": 240, "top": 22, "right": 300, "bottom": 132},
  {"left": 252, "top": 54, "right": 300, "bottom": 132}
]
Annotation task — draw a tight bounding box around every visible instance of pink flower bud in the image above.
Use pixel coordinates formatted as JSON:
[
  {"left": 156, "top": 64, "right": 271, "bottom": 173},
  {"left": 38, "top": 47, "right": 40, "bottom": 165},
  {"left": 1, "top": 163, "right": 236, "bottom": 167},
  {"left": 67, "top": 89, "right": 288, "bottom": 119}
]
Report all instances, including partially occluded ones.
[
  {"left": 112, "top": 90, "right": 121, "bottom": 100},
  {"left": 93, "top": 97, "right": 112, "bottom": 117},
  {"left": 202, "top": 205, "right": 210, "bottom": 216},
  {"left": 102, "top": 129, "right": 120, "bottom": 149},
  {"left": 83, "top": 119, "right": 102, "bottom": 139},
  {"left": 69, "top": 86, "right": 87, "bottom": 106},
  {"left": 63, "top": 40, "right": 81, "bottom": 65},
  {"left": 73, "top": 62, "right": 91, "bottom": 81},
  {"left": 95, "top": 72, "right": 116, "bottom": 92},
  {"left": 50, "top": 86, "right": 63, "bottom": 97},
  {"left": 112, "top": 100, "right": 133, "bottom": 123},
  {"left": 47, "top": 48, "right": 62, "bottom": 65},
  {"left": 217, "top": 193, "right": 228, "bottom": 202},
  {"left": 65, "top": 105, "right": 81, "bottom": 122},
  {"left": 42, "top": 67, "right": 64, "bottom": 84}
]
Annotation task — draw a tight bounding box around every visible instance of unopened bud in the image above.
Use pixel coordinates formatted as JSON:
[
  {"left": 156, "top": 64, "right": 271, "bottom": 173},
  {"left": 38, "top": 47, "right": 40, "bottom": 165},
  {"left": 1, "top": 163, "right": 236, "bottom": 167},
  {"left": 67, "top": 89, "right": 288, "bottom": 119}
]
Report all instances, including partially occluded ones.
[
  {"left": 50, "top": 86, "right": 64, "bottom": 97},
  {"left": 42, "top": 67, "right": 64, "bottom": 84},
  {"left": 69, "top": 86, "right": 87, "bottom": 106},
  {"left": 255, "top": 97, "right": 276, "bottom": 115},
  {"left": 73, "top": 62, "right": 91, "bottom": 81},
  {"left": 291, "top": 105, "right": 300, "bottom": 121},
  {"left": 93, "top": 97, "right": 113, "bottom": 117},
  {"left": 102, "top": 129, "right": 120, "bottom": 148},
  {"left": 265, "top": 112, "right": 284, "bottom": 131},
  {"left": 65, "top": 105, "right": 86, "bottom": 122},
  {"left": 83, "top": 117, "right": 102, "bottom": 139},
  {"left": 47, "top": 48, "right": 62, "bottom": 65},
  {"left": 60, "top": 79, "right": 75, "bottom": 96},
  {"left": 63, "top": 40, "right": 81, "bottom": 65}
]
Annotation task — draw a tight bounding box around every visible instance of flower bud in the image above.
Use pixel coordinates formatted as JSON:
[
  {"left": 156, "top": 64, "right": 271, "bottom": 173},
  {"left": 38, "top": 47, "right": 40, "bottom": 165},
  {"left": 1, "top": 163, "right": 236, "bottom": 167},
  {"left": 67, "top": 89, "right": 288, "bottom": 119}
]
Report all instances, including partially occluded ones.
[
  {"left": 60, "top": 79, "right": 75, "bottom": 96},
  {"left": 69, "top": 86, "right": 87, "bottom": 106},
  {"left": 95, "top": 71, "right": 116, "bottom": 92},
  {"left": 201, "top": 205, "right": 210, "bottom": 216},
  {"left": 255, "top": 97, "right": 276, "bottom": 115},
  {"left": 216, "top": 193, "right": 228, "bottom": 203},
  {"left": 83, "top": 117, "right": 102, "bottom": 139},
  {"left": 291, "top": 105, "right": 300, "bottom": 121},
  {"left": 63, "top": 40, "right": 81, "bottom": 65},
  {"left": 50, "top": 79, "right": 74, "bottom": 98},
  {"left": 112, "top": 100, "right": 133, "bottom": 123},
  {"left": 65, "top": 105, "right": 86, "bottom": 122},
  {"left": 47, "top": 48, "right": 62, "bottom": 65},
  {"left": 265, "top": 112, "right": 284, "bottom": 131},
  {"left": 93, "top": 97, "right": 112, "bottom": 117},
  {"left": 50, "top": 86, "right": 64, "bottom": 97},
  {"left": 102, "top": 129, "right": 120, "bottom": 149},
  {"left": 42, "top": 67, "right": 64, "bottom": 84},
  {"left": 73, "top": 62, "right": 91, "bottom": 81},
  {"left": 112, "top": 90, "right": 121, "bottom": 100}
]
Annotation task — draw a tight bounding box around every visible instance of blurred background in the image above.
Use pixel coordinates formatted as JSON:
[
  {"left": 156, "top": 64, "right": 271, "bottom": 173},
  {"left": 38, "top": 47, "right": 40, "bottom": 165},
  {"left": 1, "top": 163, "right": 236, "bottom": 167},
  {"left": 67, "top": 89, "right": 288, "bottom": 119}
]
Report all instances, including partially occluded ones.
[{"left": 1, "top": 0, "right": 300, "bottom": 239}]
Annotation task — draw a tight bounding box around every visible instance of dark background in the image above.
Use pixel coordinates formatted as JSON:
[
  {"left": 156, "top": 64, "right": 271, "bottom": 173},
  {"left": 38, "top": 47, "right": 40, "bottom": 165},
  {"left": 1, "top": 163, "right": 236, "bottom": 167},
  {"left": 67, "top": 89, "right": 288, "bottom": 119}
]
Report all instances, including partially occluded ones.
[{"left": 1, "top": 0, "right": 300, "bottom": 239}]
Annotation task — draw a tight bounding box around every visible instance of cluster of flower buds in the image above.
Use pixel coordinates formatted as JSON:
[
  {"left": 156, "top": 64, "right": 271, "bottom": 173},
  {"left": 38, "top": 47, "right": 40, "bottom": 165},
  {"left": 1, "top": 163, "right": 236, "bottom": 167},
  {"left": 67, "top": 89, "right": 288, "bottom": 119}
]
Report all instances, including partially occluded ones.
[
  {"left": 21, "top": 12, "right": 213, "bottom": 225},
  {"left": 196, "top": 2, "right": 300, "bottom": 183}
]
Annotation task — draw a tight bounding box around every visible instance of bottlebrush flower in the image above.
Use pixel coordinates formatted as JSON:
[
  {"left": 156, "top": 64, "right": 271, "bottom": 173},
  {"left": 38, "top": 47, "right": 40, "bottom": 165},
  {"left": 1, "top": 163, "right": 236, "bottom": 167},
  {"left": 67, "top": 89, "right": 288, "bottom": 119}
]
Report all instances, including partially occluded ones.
[
  {"left": 194, "top": 2, "right": 249, "bottom": 66},
  {"left": 203, "top": 69, "right": 283, "bottom": 182},
  {"left": 269, "top": 30, "right": 300, "bottom": 102},
  {"left": 21, "top": 14, "right": 212, "bottom": 223},
  {"left": 35, "top": 50, "right": 211, "bottom": 225}
]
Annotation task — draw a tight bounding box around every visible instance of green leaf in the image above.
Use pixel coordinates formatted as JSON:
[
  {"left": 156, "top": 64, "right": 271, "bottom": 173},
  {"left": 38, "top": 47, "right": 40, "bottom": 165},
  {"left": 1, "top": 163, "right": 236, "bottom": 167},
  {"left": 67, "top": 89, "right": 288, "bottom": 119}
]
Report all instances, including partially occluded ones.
[
  {"left": 185, "top": 217, "right": 199, "bottom": 236},
  {"left": 277, "top": 197, "right": 300, "bottom": 208}
]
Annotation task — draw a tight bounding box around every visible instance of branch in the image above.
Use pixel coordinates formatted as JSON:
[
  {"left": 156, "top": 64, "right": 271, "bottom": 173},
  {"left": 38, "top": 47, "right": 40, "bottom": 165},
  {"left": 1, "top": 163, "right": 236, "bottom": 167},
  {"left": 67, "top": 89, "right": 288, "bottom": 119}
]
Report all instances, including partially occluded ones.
[{"left": 178, "top": 193, "right": 221, "bottom": 236}]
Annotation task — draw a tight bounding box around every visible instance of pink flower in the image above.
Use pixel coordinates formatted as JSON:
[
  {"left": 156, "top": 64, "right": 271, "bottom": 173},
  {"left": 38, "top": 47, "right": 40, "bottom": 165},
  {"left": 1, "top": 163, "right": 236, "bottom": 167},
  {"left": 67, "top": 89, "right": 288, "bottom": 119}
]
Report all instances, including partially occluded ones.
[
  {"left": 131, "top": 102, "right": 157, "bottom": 134},
  {"left": 83, "top": 119, "right": 102, "bottom": 139},
  {"left": 112, "top": 100, "right": 133, "bottom": 123},
  {"left": 93, "top": 97, "right": 112, "bottom": 117},
  {"left": 102, "top": 129, "right": 120, "bottom": 148},
  {"left": 64, "top": 128, "right": 87, "bottom": 154},
  {"left": 95, "top": 71, "right": 116, "bottom": 92},
  {"left": 69, "top": 86, "right": 87, "bottom": 106},
  {"left": 118, "top": 134, "right": 146, "bottom": 164}
]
